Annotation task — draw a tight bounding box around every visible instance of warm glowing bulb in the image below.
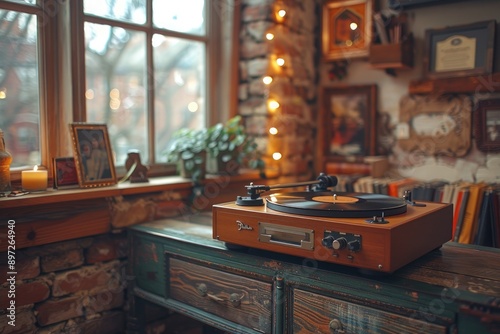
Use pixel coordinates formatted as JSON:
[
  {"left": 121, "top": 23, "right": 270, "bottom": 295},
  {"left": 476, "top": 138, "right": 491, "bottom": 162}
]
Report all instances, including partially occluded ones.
[
  {"left": 278, "top": 9, "right": 286, "bottom": 18},
  {"left": 272, "top": 152, "right": 282, "bottom": 160},
  {"left": 268, "top": 100, "right": 280, "bottom": 111},
  {"left": 0, "top": 89, "right": 6, "bottom": 99},
  {"left": 263, "top": 76, "right": 273, "bottom": 85},
  {"left": 188, "top": 102, "right": 199, "bottom": 112},
  {"left": 85, "top": 89, "right": 95, "bottom": 100},
  {"left": 110, "top": 88, "right": 120, "bottom": 99},
  {"left": 350, "top": 22, "right": 358, "bottom": 30},
  {"left": 276, "top": 58, "right": 285, "bottom": 66},
  {"left": 269, "top": 127, "right": 278, "bottom": 135},
  {"left": 266, "top": 33, "right": 275, "bottom": 40}
]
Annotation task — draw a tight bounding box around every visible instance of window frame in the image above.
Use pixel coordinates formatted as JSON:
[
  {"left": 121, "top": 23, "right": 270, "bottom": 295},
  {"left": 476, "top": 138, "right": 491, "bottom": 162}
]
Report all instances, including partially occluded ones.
[{"left": 5, "top": 0, "right": 238, "bottom": 182}]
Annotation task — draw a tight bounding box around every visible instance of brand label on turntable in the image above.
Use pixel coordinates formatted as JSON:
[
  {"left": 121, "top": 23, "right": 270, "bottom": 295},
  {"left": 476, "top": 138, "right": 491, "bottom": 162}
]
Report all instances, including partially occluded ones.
[{"left": 237, "top": 220, "right": 253, "bottom": 231}]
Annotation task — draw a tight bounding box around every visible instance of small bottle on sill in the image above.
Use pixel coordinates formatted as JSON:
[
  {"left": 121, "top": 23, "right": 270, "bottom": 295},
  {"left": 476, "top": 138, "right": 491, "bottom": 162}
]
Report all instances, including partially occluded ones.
[{"left": 0, "top": 128, "right": 13, "bottom": 194}]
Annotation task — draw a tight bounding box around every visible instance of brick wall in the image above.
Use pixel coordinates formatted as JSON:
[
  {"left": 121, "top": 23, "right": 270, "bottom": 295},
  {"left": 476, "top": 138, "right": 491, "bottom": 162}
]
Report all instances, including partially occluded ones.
[
  {"left": 0, "top": 234, "right": 128, "bottom": 334},
  {"left": 238, "top": 0, "right": 320, "bottom": 181}
]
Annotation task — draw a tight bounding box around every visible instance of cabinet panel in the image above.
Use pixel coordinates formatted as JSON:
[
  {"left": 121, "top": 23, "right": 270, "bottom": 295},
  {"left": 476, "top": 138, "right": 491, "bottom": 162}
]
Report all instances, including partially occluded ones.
[
  {"left": 168, "top": 257, "right": 273, "bottom": 333},
  {"left": 292, "top": 289, "right": 448, "bottom": 334}
]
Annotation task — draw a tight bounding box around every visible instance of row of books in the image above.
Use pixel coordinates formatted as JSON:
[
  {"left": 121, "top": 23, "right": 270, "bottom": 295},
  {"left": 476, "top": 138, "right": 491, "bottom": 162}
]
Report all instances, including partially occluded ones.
[{"left": 331, "top": 175, "right": 500, "bottom": 248}]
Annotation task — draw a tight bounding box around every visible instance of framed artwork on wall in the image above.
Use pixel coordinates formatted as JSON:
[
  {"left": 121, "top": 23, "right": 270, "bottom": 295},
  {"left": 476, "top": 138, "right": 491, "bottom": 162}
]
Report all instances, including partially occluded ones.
[
  {"left": 475, "top": 99, "right": 500, "bottom": 152},
  {"left": 69, "top": 123, "right": 117, "bottom": 188},
  {"left": 321, "top": 85, "right": 377, "bottom": 162},
  {"left": 322, "top": 0, "right": 373, "bottom": 61},
  {"left": 398, "top": 95, "right": 472, "bottom": 157},
  {"left": 424, "top": 20, "right": 495, "bottom": 79}
]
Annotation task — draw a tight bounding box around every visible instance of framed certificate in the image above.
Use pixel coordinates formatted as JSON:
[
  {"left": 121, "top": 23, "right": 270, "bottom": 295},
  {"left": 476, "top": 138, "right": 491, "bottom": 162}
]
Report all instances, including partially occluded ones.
[{"left": 424, "top": 20, "right": 495, "bottom": 79}]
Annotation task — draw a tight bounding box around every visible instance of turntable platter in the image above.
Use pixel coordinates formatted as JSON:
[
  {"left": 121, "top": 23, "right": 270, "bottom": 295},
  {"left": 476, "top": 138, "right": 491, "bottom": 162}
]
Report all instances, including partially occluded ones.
[{"left": 265, "top": 192, "right": 407, "bottom": 218}]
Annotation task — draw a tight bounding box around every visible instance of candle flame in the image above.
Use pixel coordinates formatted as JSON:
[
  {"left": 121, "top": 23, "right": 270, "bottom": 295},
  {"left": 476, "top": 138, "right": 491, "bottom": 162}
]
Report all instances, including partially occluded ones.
[{"left": 34, "top": 165, "right": 38, "bottom": 171}]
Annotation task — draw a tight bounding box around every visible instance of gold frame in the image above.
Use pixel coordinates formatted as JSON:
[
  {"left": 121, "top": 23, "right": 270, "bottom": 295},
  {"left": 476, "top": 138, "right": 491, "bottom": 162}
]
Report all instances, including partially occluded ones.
[
  {"left": 322, "top": 0, "right": 373, "bottom": 61},
  {"left": 69, "top": 123, "right": 117, "bottom": 188},
  {"left": 52, "top": 157, "right": 79, "bottom": 189},
  {"left": 475, "top": 99, "right": 500, "bottom": 152}
]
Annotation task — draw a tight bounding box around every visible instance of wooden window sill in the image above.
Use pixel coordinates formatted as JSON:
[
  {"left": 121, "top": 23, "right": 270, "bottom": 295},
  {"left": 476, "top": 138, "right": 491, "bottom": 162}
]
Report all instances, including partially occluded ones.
[{"left": 0, "top": 170, "right": 268, "bottom": 209}]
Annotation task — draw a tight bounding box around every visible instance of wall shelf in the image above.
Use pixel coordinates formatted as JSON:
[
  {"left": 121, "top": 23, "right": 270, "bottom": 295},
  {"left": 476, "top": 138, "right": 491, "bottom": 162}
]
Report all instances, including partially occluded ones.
[{"left": 409, "top": 72, "right": 500, "bottom": 94}]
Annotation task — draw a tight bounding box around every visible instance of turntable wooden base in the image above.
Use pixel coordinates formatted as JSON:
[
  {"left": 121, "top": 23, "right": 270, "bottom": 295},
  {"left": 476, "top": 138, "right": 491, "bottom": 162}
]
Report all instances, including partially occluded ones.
[{"left": 213, "top": 201, "right": 453, "bottom": 273}]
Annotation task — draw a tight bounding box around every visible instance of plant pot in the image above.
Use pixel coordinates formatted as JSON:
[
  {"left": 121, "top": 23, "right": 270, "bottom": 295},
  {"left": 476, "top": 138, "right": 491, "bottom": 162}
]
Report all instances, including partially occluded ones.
[
  {"left": 207, "top": 151, "right": 240, "bottom": 175},
  {"left": 179, "top": 151, "right": 206, "bottom": 181}
]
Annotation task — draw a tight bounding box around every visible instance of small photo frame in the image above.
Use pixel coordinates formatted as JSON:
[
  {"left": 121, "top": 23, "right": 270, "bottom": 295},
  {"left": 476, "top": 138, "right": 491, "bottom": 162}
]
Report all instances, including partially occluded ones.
[
  {"left": 53, "top": 157, "right": 79, "bottom": 189},
  {"left": 424, "top": 20, "right": 495, "bottom": 79},
  {"left": 475, "top": 99, "right": 500, "bottom": 152},
  {"left": 69, "top": 123, "right": 117, "bottom": 188},
  {"left": 322, "top": 0, "right": 373, "bottom": 61},
  {"left": 320, "top": 85, "right": 377, "bottom": 161}
]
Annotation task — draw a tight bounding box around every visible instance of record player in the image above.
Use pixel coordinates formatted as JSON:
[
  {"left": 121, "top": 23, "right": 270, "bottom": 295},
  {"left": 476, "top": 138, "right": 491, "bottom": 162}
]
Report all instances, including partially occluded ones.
[{"left": 213, "top": 173, "right": 453, "bottom": 273}]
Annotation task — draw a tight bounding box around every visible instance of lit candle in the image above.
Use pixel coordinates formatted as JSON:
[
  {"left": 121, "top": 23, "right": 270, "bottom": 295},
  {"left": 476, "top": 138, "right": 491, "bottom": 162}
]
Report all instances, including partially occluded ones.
[{"left": 22, "top": 165, "right": 48, "bottom": 192}]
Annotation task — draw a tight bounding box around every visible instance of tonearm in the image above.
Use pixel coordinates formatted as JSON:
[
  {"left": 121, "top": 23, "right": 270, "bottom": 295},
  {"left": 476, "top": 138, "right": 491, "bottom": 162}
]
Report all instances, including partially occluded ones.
[{"left": 236, "top": 173, "right": 338, "bottom": 206}]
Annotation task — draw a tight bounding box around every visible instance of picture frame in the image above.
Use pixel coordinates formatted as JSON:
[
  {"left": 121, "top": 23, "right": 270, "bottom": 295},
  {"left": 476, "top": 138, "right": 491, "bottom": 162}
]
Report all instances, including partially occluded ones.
[
  {"left": 475, "top": 99, "right": 500, "bottom": 152},
  {"left": 53, "top": 157, "right": 79, "bottom": 189},
  {"left": 398, "top": 95, "right": 472, "bottom": 157},
  {"left": 322, "top": 0, "right": 372, "bottom": 61},
  {"left": 424, "top": 20, "right": 495, "bottom": 79},
  {"left": 320, "top": 84, "right": 377, "bottom": 162},
  {"left": 69, "top": 123, "right": 117, "bottom": 188}
]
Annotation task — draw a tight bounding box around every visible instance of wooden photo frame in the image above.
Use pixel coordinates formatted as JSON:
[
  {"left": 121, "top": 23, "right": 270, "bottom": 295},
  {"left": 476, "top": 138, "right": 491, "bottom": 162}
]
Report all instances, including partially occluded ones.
[
  {"left": 398, "top": 95, "right": 472, "bottom": 157},
  {"left": 69, "top": 123, "right": 116, "bottom": 188},
  {"left": 321, "top": 85, "right": 377, "bottom": 161},
  {"left": 322, "top": 0, "right": 372, "bottom": 61},
  {"left": 475, "top": 99, "right": 500, "bottom": 152},
  {"left": 424, "top": 20, "right": 495, "bottom": 79},
  {"left": 53, "top": 157, "right": 79, "bottom": 189}
]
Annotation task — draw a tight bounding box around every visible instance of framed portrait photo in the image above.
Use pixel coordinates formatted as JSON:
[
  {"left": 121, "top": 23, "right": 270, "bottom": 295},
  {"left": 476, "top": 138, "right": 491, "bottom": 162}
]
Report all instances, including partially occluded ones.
[
  {"left": 321, "top": 85, "right": 377, "bottom": 162},
  {"left": 424, "top": 20, "right": 495, "bottom": 79},
  {"left": 475, "top": 99, "right": 500, "bottom": 152},
  {"left": 69, "top": 123, "right": 117, "bottom": 188},
  {"left": 53, "top": 157, "right": 79, "bottom": 189},
  {"left": 322, "top": 0, "right": 373, "bottom": 61}
]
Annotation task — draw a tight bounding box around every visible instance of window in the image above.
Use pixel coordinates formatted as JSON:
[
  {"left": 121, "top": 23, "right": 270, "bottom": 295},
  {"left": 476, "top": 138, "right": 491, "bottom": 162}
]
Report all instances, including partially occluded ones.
[
  {"left": 83, "top": 0, "right": 207, "bottom": 166},
  {"left": 0, "top": 0, "right": 234, "bottom": 177},
  {"left": 0, "top": 1, "right": 43, "bottom": 168}
]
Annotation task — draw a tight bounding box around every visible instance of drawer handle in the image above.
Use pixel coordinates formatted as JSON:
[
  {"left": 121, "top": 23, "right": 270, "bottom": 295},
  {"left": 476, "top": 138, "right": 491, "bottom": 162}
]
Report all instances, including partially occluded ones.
[
  {"left": 329, "top": 318, "right": 345, "bottom": 333},
  {"left": 196, "top": 283, "right": 243, "bottom": 307}
]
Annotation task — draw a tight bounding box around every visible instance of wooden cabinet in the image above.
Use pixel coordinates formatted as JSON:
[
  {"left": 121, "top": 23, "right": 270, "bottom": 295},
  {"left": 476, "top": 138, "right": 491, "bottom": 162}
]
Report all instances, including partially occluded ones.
[{"left": 128, "top": 218, "right": 500, "bottom": 334}]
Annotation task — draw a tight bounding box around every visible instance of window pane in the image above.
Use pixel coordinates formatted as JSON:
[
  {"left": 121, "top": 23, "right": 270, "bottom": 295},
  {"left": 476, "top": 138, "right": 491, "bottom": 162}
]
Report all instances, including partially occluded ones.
[
  {"left": 0, "top": 9, "right": 40, "bottom": 167},
  {"left": 84, "top": 0, "right": 146, "bottom": 25},
  {"left": 85, "top": 23, "right": 148, "bottom": 166},
  {"left": 153, "top": 35, "right": 205, "bottom": 162},
  {"left": 153, "top": 0, "right": 205, "bottom": 35}
]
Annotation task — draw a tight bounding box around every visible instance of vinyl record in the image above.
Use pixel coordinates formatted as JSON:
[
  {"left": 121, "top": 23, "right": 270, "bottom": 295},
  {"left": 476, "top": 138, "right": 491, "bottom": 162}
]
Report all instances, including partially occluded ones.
[{"left": 265, "top": 192, "right": 407, "bottom": 218}]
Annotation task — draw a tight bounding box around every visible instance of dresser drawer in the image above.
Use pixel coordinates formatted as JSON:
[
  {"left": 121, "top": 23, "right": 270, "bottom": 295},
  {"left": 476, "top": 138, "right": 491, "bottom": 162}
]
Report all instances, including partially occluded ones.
[
  {"left": 168, "top": 257, "right": 273, "bottom": 333},
  {"left": 292, "top": 289, "right": 448, "bottom": 333}
]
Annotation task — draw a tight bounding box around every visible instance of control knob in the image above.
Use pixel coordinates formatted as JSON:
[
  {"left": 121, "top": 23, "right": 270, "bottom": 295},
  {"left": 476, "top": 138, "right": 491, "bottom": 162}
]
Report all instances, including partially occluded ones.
[
  {"left": 321, "top": 235, "right": 334, "bottom": 248},
  {"left": 332, "top": 237, "right": 347, "bottom": 250},
  {"left": 348, "top": 240, "right": 361, "bottom": 252}
]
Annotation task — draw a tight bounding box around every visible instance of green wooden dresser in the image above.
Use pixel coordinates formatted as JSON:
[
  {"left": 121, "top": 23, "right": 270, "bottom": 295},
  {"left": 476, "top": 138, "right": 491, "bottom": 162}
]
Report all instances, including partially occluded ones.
[{"left": 127, "top": 214, "right": 500, "bottom": 334}]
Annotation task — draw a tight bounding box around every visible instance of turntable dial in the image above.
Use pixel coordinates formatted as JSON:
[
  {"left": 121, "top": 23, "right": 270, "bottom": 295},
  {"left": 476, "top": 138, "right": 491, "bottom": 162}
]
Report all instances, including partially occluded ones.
[{"left": 332, "top": 237, "right": 347, "bottom": 250}]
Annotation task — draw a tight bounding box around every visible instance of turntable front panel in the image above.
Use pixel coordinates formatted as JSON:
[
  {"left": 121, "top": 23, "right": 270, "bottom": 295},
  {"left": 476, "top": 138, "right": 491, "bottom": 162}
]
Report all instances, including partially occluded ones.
[{"left": 212, "top": 201, "right": 453, "bottom": 273}]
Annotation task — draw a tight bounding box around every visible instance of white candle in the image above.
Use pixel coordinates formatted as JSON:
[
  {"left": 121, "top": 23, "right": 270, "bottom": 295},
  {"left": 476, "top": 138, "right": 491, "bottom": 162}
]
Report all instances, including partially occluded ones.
[{"left": 22, "top": 165, "right": 48, "bottom": 191}]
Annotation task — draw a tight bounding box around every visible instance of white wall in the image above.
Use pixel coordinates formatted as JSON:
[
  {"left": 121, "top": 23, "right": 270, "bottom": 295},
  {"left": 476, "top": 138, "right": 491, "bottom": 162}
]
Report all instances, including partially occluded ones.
[{"left": 322, "top": 0, "right": 500, "bottom": 183}]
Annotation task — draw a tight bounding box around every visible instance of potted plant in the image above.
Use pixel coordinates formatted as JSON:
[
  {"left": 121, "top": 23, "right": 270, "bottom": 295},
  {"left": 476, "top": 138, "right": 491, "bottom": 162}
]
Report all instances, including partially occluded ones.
[
  {"left": 165, "top": 128, "right": 208, "bottom": 182},
  {"left": 206, "top": 115, "right": 264, "bottom": 175}
]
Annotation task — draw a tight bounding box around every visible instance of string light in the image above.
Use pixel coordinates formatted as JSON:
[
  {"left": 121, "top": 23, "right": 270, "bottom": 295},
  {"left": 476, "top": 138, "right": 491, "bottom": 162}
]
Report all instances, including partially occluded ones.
[
  {"left": 272, "top": 152, "right": 282, "bottom": 160},
  {"left": 266, "top": 32, "right": 275, "bottom": 40},
  {"left": 276, "top": 57, "right": 285, "bottom": 67},
  {"left": 263, "top": 76, "right": 273, "bottom": 85},
  {"left": 268, "top": 99, "right": 280, "bottom": 111},
  {"left": 278, "top": 9, "right": 286, "bottom": 18},
  {"left": 269, "top": 127, "right": 278, "bottom": 135}
]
